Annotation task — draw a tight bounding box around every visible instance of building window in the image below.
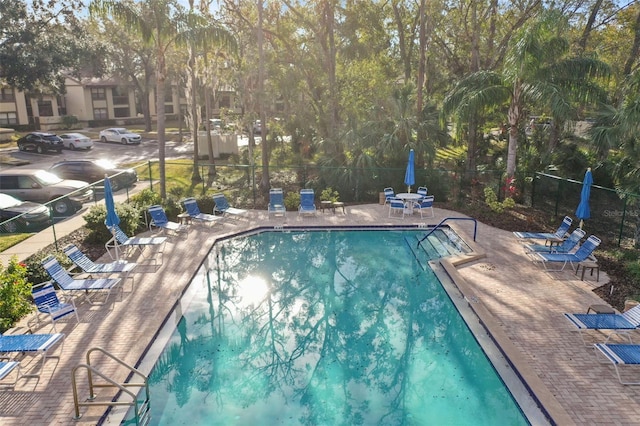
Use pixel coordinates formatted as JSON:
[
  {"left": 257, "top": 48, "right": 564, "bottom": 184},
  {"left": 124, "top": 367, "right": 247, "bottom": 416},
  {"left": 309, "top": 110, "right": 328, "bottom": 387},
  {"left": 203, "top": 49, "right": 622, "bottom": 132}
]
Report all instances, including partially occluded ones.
[
  {"left": 91, "top": 87, "right": 106, "bottom": 100},
  {"left": 38, "top": 100, "right": 54, "bottom": 116},
  {"left": 0, "top": 88, "right": 15, "bottom": 102},
  {"left": 165, "top": 104, "right": 174, "bottom": 114},
  {"left": 0, "top": 112, "right": 17, "bottom": 125},
  {"left": 219, "top": 94, "right": 231, "bottom": 109},
  {"left": 93, "top": 108, "right": 108, "bottom": 119},
  {"left": 112, "top": 87, "right": 129, "bottom": 105},
  {"left": 114, "top": 107, "right": 130, "bottom": 118}
]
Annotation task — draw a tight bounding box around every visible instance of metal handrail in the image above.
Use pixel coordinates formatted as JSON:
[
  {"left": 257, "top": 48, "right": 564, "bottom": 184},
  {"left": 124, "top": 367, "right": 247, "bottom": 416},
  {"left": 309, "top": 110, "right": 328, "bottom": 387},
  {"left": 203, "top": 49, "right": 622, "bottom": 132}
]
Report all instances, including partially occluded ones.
[
  {"left": 417, "top": 217, "right": 477, "bottom": 248},
  {"left": 72, "top": 347, "right": 150, "bottom": 424}
]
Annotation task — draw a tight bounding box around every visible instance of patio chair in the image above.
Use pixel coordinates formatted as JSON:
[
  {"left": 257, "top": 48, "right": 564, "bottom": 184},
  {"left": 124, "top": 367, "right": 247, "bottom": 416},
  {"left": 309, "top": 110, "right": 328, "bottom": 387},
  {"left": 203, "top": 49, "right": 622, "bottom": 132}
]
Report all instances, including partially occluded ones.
[
  {"left": 0, "top": 332, "right": 64, "bottom": 376},
  {"left": 298, "top": 189, "right": 317, "bottom": 216},
  {"left": 41, "top": 255, "right": 121, "bottom": 305},
  {"left": 594, "top": 343, "right": 640, "bottom": 385},
  {"left": 383, "top": 187, "right": 395, "bottom": 205},
  {"left": 513, "top": 216, "right": 573, "bottom": 244},
  {"left": 417, "top": 186, "right": 428, "bottom": 198},
  {"left": 105, "top": 224, "right": 167, "bottom": 264},
  {"left": 534, "top": 235, "right": 601, "bottom": 271},
  {"left": 268, "top": 188, "right": 286, "bottom": 217},
  {"left": 412, "top": 195, "right": 435, "bottom": 218},
  {"left": 31, "top": 282, "right": 79, "bottom": 332},
  {"left": 212, "top": 193, "right": 248, "bottom": 218},
  {"left": 148, "top": 204, "right": 189, "bottom": 237},
  {"left": 564, "top": 303, "right": 640, "bottom": 346},
  {"left": 0, "top": 361, "right": 20, "bottom": 389},
  {"left": 181, "top": 197, "right": 223, "bottom": 226},
  {"left": 388, "top": 197, "right": 406, "bottom": 218},
  {"left": 523, "top": 228, "right": 585, "bottom": 257},
  {"left": 64, "top": 243, "right": 137, "bottom": 286}
]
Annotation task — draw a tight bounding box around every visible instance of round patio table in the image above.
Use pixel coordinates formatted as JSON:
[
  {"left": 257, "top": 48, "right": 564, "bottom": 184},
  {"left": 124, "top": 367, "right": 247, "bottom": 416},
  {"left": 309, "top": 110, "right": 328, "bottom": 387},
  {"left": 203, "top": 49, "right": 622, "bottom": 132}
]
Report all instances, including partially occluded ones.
[{"left": 395, "top": 193, "right": 423, "bottom": 214}]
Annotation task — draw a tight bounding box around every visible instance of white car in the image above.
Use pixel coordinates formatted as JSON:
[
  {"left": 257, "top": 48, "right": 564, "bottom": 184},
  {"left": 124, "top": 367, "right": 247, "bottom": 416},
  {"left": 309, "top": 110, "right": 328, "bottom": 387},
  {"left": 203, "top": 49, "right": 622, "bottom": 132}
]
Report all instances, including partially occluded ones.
[
  {"left": 99, "top": 128, "right": 142, "bottom": 145},
  {"left": 59, "top": 133, "right": 93, "bottom": 150}
]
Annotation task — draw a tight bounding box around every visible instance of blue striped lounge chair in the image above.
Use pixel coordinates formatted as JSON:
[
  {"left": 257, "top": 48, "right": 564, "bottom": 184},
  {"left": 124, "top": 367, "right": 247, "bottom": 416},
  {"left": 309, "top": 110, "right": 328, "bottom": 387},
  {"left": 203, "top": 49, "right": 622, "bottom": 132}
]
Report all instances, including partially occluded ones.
[
  {"left": 148, "top": 205, "right": 189, "bottom": 237},
  {"left": 42, "top": 256, "right": 121, "bottom": 305},
  {"left": 0, "top": 332, "right": 64, "bottom": 377},
  {"left": 31, "top": 283, "right": 79, "bottom": 331},
  {"left": 564, "top": 303, "right": 640, "bottom": 346},
  {"left": 64, "top": 244, "right": 137, "bottom": 285},
  {"left": 213, "top": 193, "right": 248, "bottom": 218},
  {"left": 0, "top": 361, "right": 20, "bottom": 389},
  {"left": 105, "top": 224, "right": 167, "bottom": 263},
  {"left": 535, "top": 235, "right": 601, "bottom": 271},
  {"left": 513, "top": 216, "right": 573, "bottom": 244},
  {"left": 594, "top": 343, "right": 640, "bottom": 385},
  {"left": 268, "top": 188, "right": 286, "bottom": 217},
  {"left": 181, "top": 197, "right": 223, "bottom": 226},
  {"left": 298, "top": 189, "right": 317, "bottom": 216},
  {"left": 523, "top": 228, "right": 585, "bottom": 258}
]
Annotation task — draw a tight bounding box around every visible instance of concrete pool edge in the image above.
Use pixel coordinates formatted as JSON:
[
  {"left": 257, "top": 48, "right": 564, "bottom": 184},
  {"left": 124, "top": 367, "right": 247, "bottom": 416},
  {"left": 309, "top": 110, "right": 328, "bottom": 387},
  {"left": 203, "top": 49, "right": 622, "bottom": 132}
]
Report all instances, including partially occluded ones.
[{"left": 440, "top": 254, "right": 575, "bottom": 426}]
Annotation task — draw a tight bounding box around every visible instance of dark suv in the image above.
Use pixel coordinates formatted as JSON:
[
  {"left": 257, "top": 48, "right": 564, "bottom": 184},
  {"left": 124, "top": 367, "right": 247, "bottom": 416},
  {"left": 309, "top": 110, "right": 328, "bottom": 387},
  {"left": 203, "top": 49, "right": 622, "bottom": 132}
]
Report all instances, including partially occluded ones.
[
  {"left": 49, "top": 159, "right": 138, "bottom": 192},
  {"left": 17, "top": 132, "right": 64, "bottom": 153}
]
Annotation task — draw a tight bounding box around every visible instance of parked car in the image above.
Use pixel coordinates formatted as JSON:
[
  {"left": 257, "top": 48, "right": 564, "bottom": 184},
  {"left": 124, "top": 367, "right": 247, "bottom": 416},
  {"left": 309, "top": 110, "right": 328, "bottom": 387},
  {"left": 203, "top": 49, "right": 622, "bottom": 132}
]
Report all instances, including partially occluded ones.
[
  {"left": 99, "top": 128, "right": 141, "bottom": 145},
  {"left": 0, "top": 193, "right": 50, "bottom": 233},
  {"left": 0, "top": 169, "right": 93, "bottom": 216},
  {"left": 17, "top": 132, "right": 64, "bottom": 154},
  {"left": 59, "top": 133, "right": 93, "bottom": 151},
  {"left": 253, "top": 120, "right": 262, "bottom": 135},
  {"left": 49, "top": 159, "right": 137, "bottom": 192}
]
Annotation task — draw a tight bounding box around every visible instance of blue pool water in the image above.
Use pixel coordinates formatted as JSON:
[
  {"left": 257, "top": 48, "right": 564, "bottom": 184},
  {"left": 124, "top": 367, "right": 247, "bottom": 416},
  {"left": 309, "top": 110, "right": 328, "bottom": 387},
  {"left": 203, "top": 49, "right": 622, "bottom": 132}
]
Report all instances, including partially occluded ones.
[{"left": 137, "top": 230, "right": 528, "bottom": 425}]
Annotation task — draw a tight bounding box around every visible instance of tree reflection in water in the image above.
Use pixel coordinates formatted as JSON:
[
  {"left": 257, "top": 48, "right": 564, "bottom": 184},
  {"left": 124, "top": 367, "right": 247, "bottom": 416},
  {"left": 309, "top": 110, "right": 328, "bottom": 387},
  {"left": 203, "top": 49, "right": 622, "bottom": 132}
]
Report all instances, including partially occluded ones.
[{"left": 148, "top": 231, "right": 527, "bottom": 425}]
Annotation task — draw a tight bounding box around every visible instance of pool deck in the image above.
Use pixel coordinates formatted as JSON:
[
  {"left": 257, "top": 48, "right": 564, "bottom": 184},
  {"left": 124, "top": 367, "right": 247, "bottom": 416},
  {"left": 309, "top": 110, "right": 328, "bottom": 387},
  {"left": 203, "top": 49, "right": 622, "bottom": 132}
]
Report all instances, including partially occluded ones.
[{"left": 1, "top": 203, "right": 637, "bottom": 425}]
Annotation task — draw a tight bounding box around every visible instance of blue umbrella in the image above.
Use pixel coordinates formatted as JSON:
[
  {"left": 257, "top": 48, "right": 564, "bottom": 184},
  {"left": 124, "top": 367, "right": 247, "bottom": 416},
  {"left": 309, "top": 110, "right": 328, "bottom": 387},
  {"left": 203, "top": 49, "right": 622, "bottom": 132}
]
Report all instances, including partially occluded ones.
[
  {"left": 404, "top": 149, "right": 415, "bottom": 192},
  {"left": 104, "top": 176, "right": 121, "bottom": 258},
  {"left": 575, "top": 167, "right": 593, "bottom": 229}
]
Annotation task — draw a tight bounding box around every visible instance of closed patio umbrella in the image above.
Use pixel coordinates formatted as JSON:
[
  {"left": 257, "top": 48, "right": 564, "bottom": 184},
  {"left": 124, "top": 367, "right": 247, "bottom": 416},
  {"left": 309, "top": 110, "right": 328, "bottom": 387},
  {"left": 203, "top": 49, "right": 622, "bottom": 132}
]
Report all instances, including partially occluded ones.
[
  {"left": 104, "top": 176, "right": 121, "bottom": 259},
  {"left": 404, "top": 149, "right": 415, "bottom": 192},
  {"left": 575, "top": 168, "right": 593, "bottom": 229}
]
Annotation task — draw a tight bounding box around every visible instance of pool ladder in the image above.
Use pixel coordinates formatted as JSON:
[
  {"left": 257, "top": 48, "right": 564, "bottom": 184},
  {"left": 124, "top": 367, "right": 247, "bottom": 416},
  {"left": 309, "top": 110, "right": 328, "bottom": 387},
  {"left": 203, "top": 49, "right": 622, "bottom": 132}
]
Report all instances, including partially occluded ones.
[{"left": 71, "top": 347, "right": 150, "bottom": 425}]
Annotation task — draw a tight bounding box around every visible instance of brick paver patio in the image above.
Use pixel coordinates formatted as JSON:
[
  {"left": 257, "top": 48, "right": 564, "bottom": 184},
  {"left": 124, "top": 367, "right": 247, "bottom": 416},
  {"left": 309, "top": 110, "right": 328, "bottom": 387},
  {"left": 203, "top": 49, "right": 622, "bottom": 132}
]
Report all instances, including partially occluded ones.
[{"left": 1, "top": 204, "right": 638, "bottom": 425}]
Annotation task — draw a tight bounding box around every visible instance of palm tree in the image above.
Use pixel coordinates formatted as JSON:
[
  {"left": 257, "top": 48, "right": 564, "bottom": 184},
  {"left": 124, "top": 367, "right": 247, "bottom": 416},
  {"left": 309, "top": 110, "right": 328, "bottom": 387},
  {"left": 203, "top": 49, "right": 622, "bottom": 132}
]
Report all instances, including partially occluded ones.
[
  {"left": 443, "top": 10, "right": 609, "bottom": 179},
  {"left": 90, "top": 0, "right": 236, "bottom": 199}
]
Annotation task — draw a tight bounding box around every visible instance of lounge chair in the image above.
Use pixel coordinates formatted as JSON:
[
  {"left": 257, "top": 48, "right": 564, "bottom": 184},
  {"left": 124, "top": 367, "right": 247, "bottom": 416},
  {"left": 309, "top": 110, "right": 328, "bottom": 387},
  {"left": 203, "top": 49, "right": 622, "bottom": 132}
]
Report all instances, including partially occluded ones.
[
  {"left": 594, "top": 343, "right": 640, "bottom": 385},
  {"left": 268, "top": 188, "right": 287, "bottom": 217},
  {"left": 212, "top": 193, "right": 248, "bottom": 218},
  {"left": 105, "top": 224, "right": 166, "bottom": 263},
  {"left": 298, "top": 189, "right": 317, "bottom": 216},
  {"left": 535, "top": 235, "right": 601, "bottom": 271},
  {"left": 148, "top": 205, "right": 189, "bottom": 236},
  {"left": 565, "top": 304, "right": 640, "bottom": 345},
  {"left": 383, "top": 187, "right": 395, "bottom": 205},
  {"left": 42, "top": 256, "right": 121, "bottom": 304},
  {"left": 64, "top": 244, "right": 137, "bottom": 282},
  {"left": 31, "top": 283, "right": 79, "bottom": 332},
  {"left": 412, "top": 195, "right": 435, "bottom": 218},
  {"left": 417, "top": 186, "right": 428, "bottom": 198},
  {"left": 388, "top": 197, "right": 406, "bottom": 218},
  {"left": 181, "top": 197, "right": 223, "bottom": 226},
  {"left": 524, "top": 228, "right": 585, "bottom": 256},
  {"left": 0, "top": 361, "right": 20, "bottom": 389},
  {"left": 0, "top": 332, "right": 64, "bottom": 376},
  {"left": 513, "top": 216, "right": 573, "bottom": 244}
]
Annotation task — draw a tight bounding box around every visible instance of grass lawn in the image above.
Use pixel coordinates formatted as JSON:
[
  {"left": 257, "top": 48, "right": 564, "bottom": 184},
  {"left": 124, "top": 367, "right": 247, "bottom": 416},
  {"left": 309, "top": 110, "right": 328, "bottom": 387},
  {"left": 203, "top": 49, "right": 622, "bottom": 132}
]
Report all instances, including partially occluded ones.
[{"left": 0, "top": 233, "right": 32, "bottom": 252}]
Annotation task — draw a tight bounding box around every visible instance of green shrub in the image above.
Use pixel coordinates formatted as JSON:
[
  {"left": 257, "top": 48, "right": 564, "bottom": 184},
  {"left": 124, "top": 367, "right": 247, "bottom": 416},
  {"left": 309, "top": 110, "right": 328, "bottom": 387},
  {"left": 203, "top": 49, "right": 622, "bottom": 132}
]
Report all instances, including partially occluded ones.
[
  {"left": 0, "top": 256, "right": 33, "bottom": 332},
  {"left": 130, "top": 189, "right": 162, "bottom": 210},
  {"left": 320, "top": 187, "right": 340, "bottom": 203},
  {"left": 84, "top": 203, "right": 142, "bottom": 242},
  {"left": 61, "top": 115, "right": 79, "bottom": 129},
  {"left": 484, "top": 187, "right": 515, "bottom": 213},
  {"left": 285, "top": 192, "right": 300, "bottom": 210}
]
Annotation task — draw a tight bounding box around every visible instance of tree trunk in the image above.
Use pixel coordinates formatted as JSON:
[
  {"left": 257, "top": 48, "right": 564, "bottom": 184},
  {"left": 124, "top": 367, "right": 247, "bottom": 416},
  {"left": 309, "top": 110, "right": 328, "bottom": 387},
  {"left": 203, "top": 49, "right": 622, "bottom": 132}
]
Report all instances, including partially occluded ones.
[
  {"left": 189, "top": 46, "right": 201, "bottom": 184},
  {"left": 205, "top": 62, "right": 216, "bottom": 185},
  {"left": 258, "top": 0, "right": 270, "bottom": 192},
  {"left": 416, "top": 0, "right": 426, "bottom": 115},
  {"left": 577, "top": 0, "right": 603, "bottom": 53},
  {"left": 623, "top": 9, "right": 640, "bottom": 77},
  {"left": 506, "top": 83, "right": 522, "bottom": 178},
  {"left": 156, "top": 51, "right": 167, "bottom": 200}
]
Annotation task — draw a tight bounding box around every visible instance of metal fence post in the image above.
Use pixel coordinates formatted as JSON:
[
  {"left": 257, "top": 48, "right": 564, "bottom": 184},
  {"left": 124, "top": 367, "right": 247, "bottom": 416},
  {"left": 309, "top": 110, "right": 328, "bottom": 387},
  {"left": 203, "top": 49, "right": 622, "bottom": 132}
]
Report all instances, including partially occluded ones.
[
  {"left": 554, "top": 178, "right": 562, "bottom": 217},
  {"left": 148, "top": 161, "right": 153, "bottom": 192},
  {"left": 619, "top": 198, "right": 628, "bottom": 246}
]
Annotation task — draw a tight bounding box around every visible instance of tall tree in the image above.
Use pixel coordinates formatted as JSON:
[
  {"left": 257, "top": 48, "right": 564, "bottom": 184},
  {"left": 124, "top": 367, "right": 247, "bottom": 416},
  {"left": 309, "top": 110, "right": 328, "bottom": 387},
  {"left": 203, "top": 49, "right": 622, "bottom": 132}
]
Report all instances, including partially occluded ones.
[{"left": 90, "top": 0, "right": 236, "bottom": 199}]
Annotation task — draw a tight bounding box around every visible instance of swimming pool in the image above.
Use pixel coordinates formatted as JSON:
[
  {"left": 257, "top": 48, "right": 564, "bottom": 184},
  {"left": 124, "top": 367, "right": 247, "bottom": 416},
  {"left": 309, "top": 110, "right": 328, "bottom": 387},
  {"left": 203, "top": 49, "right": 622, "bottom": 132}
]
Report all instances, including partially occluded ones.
[{"left": 122, "top": 229, "right": 537, "bottom": 425}]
